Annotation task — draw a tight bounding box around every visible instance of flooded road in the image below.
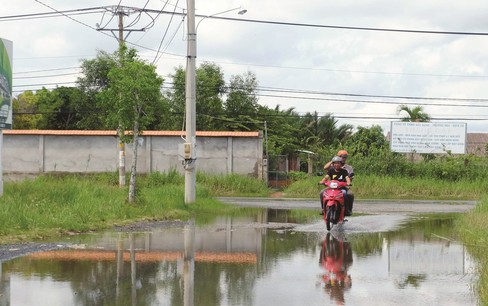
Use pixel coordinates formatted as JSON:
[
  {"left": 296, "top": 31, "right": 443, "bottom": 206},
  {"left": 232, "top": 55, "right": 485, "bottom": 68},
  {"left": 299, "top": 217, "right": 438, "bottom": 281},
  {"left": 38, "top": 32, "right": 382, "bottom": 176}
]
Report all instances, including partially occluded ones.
[{"left": 0, "top": 200, "right": 479, "bottom": 306}]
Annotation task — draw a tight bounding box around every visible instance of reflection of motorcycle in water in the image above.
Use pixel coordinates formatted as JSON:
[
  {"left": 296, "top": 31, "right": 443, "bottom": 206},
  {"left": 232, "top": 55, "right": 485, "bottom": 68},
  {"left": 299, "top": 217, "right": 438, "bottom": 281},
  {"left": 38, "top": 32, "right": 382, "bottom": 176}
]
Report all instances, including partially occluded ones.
[{"left": 318, "top": 233, "right": 353, "bottom": 305}]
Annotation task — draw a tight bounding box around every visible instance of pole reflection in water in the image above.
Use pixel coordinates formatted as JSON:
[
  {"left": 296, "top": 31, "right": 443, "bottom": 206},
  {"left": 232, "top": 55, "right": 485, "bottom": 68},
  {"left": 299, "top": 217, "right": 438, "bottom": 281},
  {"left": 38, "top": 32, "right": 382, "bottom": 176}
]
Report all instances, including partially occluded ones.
[
  {"left": 318, "top": 233, "right": 353, "bottom": 305},
  {"left": 116, "top": 233, "right": 124, "bottom": 298},
  {"left": 184, "top": 219, "right": 195, "bottom": 306},
  {"left": 0, "top": 261, "right": 10, "bottom": 305},
  {"left": 0, "top": 212, "right": 479, "bottom": 305},
  {"left": 130, "top": 233, "right": 137, "bottom": 306}
]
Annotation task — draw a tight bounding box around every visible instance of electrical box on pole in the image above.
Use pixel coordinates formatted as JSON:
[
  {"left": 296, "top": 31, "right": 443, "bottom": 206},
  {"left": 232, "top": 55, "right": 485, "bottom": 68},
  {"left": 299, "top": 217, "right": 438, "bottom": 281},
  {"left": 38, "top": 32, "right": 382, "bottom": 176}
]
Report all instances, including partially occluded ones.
[{"left": 178, "top": 142, "right": 195, "bottom": 161}]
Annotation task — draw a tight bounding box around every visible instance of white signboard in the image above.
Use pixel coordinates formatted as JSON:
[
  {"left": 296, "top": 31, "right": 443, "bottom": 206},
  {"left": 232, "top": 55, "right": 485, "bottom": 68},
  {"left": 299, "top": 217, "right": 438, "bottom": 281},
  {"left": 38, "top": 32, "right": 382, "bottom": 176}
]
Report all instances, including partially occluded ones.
[{"left": 390, "top": 121, "right": 466, "bottom": 154}]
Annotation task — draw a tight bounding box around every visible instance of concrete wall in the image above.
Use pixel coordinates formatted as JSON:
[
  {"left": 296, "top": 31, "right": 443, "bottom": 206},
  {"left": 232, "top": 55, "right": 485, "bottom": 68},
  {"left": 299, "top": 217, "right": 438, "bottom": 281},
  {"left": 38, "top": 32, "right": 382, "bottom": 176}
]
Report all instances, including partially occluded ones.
[{"left": 2, "top": 130, "right": 264, "bottom": 178}]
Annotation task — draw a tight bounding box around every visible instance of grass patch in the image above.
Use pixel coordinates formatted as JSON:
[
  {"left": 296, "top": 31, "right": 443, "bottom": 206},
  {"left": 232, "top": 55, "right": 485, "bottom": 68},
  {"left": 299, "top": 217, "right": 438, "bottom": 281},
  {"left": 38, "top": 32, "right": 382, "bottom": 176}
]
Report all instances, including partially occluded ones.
[
  {"left": 0, "top": 172, "right": 269, "bottom": 243},
  {"left": 456, "top": 196, "right": 488, "bottom": 305},
  {"left": 196, "top": 172, "right": 270, "bottom": 197},
  {"left": 283, "top": 175, "right": 488, "bottom": 200}
]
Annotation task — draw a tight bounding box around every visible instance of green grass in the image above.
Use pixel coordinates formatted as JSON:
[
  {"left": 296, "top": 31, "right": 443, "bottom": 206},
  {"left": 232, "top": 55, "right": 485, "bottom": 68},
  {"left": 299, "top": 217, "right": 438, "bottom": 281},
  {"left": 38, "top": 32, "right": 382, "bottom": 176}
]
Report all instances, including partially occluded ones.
[
  {"left": 1, "top": 172, "right": 485, "bottom": 245},
  {"left": 0, "top": 172, "right": 266, "bottom": 243},
  {"left": 456, "top": 197, "right": 488, "bottom": 305},
  {"left": 196, "top": 172, "right": 270, "bottom": 197},
  {"left": 283, "top": 174, "right": 488, "bottom": 200}
]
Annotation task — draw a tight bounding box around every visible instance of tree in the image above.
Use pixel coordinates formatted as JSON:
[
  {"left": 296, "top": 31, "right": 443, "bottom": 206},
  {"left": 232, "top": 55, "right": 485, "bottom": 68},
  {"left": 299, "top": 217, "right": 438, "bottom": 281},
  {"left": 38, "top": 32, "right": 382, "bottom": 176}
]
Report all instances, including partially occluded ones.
[
  {"left": 261, "top": 105, "right": 302, "bottom": 156},
  {"left": 223, "top": 71, "right": 261, "bottom": 131},
  {"left": 98, "top": 46, "right": 163, "bottom": 203},
  {"left": 297, "top": 112, "right": 353, "bottom": 150},
  {"left": 12, "top": 90, "right": 41, "bottom": 129},
  {"left": 35, "top": 87, "right": 87, "bottom": 129},
  {"left": 166, "top": 62, "right": 226, "bottom": 131},
  {"left": 77, "top": 50, "right": 117, "bottom": 92},
  {"left": 316, "top": 113, "right": 353, "bottom": 145},
  {"left": 77, "top": 50, "right": 118, "bottom": 129},
  {"left": 298, "top": 112, "right": 321, "bottom": 147},
  {"left": 345, "top": 125, "right": 387, "bottom": 157},
  {"left": 398, "top": 105, "right": 431, "bottom": 122},
  {"left": 195, "top": 62, "right": 225, "bottom": 130}
]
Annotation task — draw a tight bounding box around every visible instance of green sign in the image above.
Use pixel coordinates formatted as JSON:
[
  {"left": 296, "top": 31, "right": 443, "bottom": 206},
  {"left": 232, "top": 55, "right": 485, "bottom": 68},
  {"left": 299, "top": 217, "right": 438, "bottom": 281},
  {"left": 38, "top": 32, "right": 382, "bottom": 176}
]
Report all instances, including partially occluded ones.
[{"left": 0, "top": 38, "right": 12, "bottom": 129}]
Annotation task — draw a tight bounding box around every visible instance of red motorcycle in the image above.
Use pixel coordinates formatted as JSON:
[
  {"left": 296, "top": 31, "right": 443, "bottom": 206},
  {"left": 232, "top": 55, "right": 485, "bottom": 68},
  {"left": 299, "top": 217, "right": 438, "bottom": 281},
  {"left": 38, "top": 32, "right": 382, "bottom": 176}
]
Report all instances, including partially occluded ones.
[{"left": 320, "top": 180, "right": 348, "bottom": 231}]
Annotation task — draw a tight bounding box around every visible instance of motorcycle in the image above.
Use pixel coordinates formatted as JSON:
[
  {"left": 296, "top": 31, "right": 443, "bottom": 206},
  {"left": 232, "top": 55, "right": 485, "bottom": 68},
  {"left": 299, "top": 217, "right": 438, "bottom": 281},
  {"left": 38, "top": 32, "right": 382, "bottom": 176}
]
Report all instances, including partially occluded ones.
[{"left": 319, "top": 179, "right": 348, "bottom": 231}]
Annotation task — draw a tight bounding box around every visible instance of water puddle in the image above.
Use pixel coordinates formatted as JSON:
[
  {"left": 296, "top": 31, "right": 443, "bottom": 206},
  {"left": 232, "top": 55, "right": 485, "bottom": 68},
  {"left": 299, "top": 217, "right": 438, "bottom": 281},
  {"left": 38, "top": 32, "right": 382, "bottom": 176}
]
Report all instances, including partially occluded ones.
[{"left": 0, "top": 210, "right": 479, "bottom": 306}]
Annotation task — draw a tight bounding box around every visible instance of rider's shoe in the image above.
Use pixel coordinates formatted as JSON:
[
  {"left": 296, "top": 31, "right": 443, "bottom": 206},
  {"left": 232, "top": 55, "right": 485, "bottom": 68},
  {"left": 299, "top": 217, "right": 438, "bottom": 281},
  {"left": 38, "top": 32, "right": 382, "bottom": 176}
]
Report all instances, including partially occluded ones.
[
  {"left": 345, "top": 210, "right": 352, "bottom": 216},
  {"left": 319, "top": 211, "right": 324, "bottom": 215}
]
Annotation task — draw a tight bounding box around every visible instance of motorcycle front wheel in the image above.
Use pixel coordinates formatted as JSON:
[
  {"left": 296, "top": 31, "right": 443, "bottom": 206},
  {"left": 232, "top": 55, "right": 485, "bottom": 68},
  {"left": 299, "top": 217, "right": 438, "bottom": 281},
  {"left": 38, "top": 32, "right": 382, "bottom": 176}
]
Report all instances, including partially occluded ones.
[{"left": 326, "top": 206, "right": 336, "bottom": 231}]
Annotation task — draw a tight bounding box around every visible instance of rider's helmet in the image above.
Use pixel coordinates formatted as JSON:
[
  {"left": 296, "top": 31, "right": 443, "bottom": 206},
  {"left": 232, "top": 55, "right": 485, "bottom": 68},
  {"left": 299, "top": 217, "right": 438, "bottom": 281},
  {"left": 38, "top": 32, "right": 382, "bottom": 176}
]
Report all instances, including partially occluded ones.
[
  {"left": 337, "top": 150, "right": 348, "bottom": 158},
  {"left": 331, "top": 156, "right": 342, "bottom": 170},
  {"left": 337, "top": 150, "right": 348, "bottom": 165}
]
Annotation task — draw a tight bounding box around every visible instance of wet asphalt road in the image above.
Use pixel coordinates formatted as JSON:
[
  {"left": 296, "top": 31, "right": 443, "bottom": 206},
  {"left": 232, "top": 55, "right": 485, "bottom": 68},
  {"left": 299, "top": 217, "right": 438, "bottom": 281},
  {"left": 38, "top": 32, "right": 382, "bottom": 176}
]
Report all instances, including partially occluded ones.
[
  {"left": 217, "top": 197, "right": 477, "bottom": 214},
  {"left": 0, "top": 198, "right": 476, "bottom": 262}
]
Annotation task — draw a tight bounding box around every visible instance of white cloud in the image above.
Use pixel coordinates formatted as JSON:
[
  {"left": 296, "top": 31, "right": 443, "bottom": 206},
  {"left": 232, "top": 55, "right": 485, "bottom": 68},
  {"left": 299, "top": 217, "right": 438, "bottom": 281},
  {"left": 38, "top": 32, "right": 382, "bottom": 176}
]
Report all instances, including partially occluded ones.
[{"left": 1, "top": 0, "right": 487, "bottom": 133}]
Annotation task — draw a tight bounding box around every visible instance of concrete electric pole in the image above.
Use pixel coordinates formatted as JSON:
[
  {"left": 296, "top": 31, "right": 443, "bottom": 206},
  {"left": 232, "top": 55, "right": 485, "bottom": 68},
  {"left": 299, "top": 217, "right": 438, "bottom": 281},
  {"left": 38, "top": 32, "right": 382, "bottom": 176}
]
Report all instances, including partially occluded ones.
[
  {"left": 184, "top": 0, "right": 197, "bottom": 204},
  {"left": 96, "top": 6, "right": 144, "bottom": 187}
]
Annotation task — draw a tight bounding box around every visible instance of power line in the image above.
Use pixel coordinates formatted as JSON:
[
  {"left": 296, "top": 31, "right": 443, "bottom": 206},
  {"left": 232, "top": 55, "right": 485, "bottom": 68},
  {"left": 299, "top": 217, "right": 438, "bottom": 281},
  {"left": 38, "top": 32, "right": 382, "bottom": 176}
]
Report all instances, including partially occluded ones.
[
  {"left": 13, "top": 67, "right": 80, "bottom": 74},
  {"left": 0, "top": 7, "right": 106, "bottom": 21},
  {"left": 13, "top": 81, "right": 76, "bottom": 88},
  {"left": 7, "top": 6, "right": 488, "bottom": 77},
  {"left": 208, "top": 15, "right": 488, "bottom": 36},
  {"left": 14, "top": 72, "right": 80, "bottom": 79},
  {"left": 152, "top": 0, "right": 183, "bottom": 65},
  {"left": 13, "top": 81, "right": 488, "bottom": 107},
  {"left": 104, "top": 6, "right": 488, "bottom": 37},
  {"left": 19, "top": 3, "right": 185, "bottom": 59},
  {"left": 6, "top": 4, "right": 488, "bottom": 107},
  {"left": 12, "top": 56, "right": 488, "bottom": 80},
  {"left": 257, "top": 93, "right": 488, "bottom": 108},
  {"left": 256, "top": 86, "right": 488, "bottom": 102}
]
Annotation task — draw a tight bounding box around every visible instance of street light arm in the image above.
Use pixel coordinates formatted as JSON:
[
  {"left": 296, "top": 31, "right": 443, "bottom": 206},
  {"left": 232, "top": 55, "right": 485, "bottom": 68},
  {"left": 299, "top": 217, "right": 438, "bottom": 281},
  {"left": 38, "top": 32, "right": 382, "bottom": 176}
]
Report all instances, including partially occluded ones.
[{"left": 196, "top": 6, "right": 246, "bottom": 30}]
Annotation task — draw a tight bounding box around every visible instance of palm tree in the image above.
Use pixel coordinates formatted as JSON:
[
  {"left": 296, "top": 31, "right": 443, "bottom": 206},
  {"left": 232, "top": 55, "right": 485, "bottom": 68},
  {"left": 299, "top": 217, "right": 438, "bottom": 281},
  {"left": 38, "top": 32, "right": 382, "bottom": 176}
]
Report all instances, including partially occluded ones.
[{"left": 397, "top": 105, "right": 431, "bottom": 122}]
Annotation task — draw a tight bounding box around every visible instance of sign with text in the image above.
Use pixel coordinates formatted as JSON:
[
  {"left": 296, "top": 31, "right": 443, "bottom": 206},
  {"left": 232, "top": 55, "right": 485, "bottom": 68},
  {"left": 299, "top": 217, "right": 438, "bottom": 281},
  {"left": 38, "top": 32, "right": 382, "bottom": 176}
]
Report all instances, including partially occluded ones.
[
  {"left": 0, "top": 38, "right": 12, "bottom": 130},
  {"left": 390, "top": 121, "right": 466, "bottom": 154}
]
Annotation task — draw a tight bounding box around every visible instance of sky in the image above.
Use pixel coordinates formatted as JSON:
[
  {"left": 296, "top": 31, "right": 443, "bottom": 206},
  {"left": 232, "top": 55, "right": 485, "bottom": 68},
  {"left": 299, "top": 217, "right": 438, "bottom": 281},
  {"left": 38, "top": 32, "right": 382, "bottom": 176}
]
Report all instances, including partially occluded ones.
[{"left": 2, "top": 0, "right": 488, "bottom": 135}]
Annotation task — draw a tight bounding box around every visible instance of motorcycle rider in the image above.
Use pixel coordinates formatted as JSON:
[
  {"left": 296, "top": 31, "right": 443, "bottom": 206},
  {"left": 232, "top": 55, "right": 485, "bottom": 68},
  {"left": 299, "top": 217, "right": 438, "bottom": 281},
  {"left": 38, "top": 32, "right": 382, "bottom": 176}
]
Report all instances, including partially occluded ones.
[
  {"left": 319, "top": 156, "right": 351, "bottom": 214},
  {"left": 323, "top": 150, "right": 354, "bottom": 216},
  {"left": 324, "top": 150, "right": 354, "bottom": 180}
]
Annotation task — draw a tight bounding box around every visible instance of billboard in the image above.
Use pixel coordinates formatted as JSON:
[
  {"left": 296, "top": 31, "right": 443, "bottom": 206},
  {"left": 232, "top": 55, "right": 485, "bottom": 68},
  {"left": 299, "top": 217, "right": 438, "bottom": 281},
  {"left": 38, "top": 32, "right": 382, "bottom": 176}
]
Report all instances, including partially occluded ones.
[
  {"left": 390, "top": 121, "right": 466, "bottom": 154},
  {"left": 0, "top": 38, "right": 12, "bottom": 130}
]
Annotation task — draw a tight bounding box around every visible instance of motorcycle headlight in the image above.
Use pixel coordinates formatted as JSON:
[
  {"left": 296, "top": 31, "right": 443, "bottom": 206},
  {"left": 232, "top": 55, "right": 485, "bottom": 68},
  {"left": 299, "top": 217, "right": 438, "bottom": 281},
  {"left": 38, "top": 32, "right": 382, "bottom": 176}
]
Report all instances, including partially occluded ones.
[{"left": 330, "top": 182, "right": 338, "bottom": 188}]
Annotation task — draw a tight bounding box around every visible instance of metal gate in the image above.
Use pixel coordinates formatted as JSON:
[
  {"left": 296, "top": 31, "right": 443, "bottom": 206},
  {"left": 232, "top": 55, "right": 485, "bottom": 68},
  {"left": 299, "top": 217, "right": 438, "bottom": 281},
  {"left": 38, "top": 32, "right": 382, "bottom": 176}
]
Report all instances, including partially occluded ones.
[{"left": 267, "top": 155, "right": 290, "bottom": 188}]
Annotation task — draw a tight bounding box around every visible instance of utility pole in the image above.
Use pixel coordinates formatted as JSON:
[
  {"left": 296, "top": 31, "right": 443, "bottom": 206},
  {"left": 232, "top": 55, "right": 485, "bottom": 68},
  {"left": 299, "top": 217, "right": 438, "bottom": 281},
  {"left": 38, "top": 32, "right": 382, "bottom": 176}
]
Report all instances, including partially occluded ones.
[
  {"left": 184, "top": 0, "right": 197, "bottom": 203},
  {"left": 117, "top": 9, "right": 126, "bottom": 187},
  {"left": 97, "top": 6, "right": 144, "bottom": 187}
]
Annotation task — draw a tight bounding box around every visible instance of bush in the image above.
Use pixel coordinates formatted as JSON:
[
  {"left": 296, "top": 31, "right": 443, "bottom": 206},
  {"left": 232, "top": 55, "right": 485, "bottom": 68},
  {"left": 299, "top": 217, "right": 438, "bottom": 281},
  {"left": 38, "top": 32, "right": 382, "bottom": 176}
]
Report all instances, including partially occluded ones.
[{"left": 288, "top": 171, "right": 309, "bottom": 182}]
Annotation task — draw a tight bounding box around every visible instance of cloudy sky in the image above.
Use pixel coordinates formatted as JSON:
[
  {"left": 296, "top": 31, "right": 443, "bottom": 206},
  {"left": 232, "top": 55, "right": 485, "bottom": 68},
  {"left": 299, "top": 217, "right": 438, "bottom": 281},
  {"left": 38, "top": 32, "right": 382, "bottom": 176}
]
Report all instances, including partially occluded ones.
[{"left": 2, "top": 0, "right": 488, "bottom": 134}]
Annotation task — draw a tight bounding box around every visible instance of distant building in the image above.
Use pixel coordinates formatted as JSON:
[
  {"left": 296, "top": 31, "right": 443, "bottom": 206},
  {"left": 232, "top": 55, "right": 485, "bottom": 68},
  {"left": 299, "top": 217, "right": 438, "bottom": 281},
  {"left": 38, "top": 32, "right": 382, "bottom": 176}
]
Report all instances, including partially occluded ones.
[{"left": 466, "top": 133, "right": 488, "bottom": 156}]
